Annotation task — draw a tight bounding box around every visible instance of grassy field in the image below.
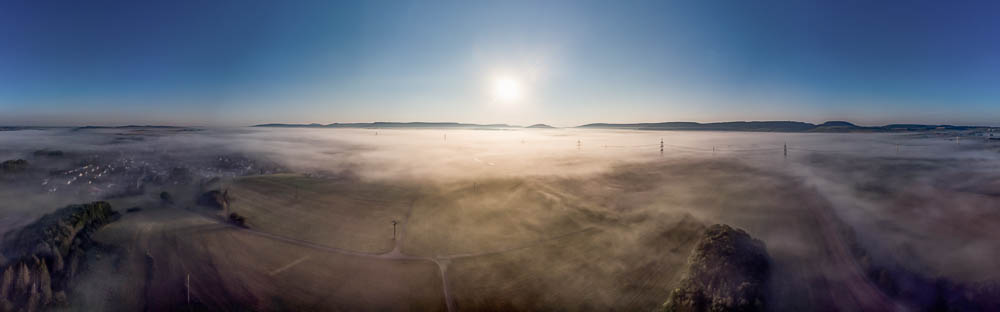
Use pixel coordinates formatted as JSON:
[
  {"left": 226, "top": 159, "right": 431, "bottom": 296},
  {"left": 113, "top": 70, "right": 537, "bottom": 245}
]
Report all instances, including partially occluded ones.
[
  {"left": 54, "top": 155, "right": 966, "bottom": 311},
  {"left": 228, "top": 173, "right": 418, "bottom": 254},
  {"left": 59, "top": 165, "right": 722, "bottom": 311},
  {"left": 5, "top": 128, "right": 996, "bottom": 311},
  {"left": 446, "top": 215, "right": 704, "bottom": 311},
  {"left": 402, "top": 178, "right": 603, "bottom": 257},
  {"left": 72, "top": 204, "right": 446, "bottom": 311}
]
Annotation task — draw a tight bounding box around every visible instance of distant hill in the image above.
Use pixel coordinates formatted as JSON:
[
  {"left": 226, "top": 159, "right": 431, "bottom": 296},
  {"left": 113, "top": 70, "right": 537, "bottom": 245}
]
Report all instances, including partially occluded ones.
[
  {"left": 526, "top": 124, "right": 555, "bottom": 128},
  {"left": 255, "top": 122, "right": 517, "bottom": 129},
  {"left": 579, "top": 121, "right": 816, "bottom": 132},
  {"left": 811, "top": 121, "right": 865, "bottom": 132},
  {"left": 578, "top": 121, "right": 984, "bottom": 132},
  {"left": 73, "top": 125, "right": 187, "bottom": 131},
  {"left": 255, "top": 121, "right": 989, "bottom": 132},
  {"left": 0, "top": 126, "right": 47, "bottom": 131}
]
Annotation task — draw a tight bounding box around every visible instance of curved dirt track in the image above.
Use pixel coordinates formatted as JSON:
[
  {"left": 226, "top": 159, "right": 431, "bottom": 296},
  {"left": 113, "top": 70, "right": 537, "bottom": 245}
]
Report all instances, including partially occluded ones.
[{"left": 809, "top": 201, "right": 905, "bottom": 311}]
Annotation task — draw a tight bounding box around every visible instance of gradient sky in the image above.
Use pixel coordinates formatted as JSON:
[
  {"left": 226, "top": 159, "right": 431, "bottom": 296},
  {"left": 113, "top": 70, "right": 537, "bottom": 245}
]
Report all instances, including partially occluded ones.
[{"left": 1, "top": 0, "right": 998, "bottom": 127}]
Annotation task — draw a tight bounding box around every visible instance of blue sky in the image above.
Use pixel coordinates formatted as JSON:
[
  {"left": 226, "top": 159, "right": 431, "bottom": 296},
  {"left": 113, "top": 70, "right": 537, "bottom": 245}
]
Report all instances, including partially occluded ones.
[{"left": 1, "top": 0, "right": 998, "bottom": 126}]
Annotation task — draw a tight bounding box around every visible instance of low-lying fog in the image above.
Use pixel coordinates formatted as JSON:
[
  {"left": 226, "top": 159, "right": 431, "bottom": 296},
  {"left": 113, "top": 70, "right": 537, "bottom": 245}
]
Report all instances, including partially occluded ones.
[{"left": 2, "top": 126, "right": 999, "bottom": 310}]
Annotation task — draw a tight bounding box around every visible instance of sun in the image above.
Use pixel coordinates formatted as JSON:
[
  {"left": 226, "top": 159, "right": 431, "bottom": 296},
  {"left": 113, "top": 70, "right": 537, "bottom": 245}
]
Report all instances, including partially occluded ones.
[{"left": 492, "top": 76, "right": 523, "bottom": 102}]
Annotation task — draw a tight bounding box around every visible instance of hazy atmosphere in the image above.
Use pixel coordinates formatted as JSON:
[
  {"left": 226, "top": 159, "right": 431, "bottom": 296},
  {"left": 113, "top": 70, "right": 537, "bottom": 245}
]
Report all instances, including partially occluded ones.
[
  {"left": 2, "top": 127, "right": 999, "bottom": 311},
  {"left": 2, "top": 1, "right": 999, "bottom": 126},
  {"left": 2, "top": 1, "right": 999, "bottom": 312}
]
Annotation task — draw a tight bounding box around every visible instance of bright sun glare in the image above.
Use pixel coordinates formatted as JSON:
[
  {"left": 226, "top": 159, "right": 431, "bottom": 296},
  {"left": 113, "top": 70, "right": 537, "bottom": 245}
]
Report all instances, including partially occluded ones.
[{"left": 492, "top": 77, "right": 523, "bottom": 102}]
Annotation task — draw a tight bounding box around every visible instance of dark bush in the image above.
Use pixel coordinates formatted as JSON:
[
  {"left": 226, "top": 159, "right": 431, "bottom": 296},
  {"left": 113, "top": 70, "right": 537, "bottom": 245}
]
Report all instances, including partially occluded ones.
[
  {"left": 32, "top": 150, "right": 64, "bottom": 157},
  {"left": 664, "top": 224, "right": 770, "bottom": 312},
  {"left": 159, "top": 191, "right": 173, "bottom": 205},
  {"left": 228, "top": 213, "right": 246, "bottom": 227},
  {"left": 0, "top": 159, "right": 28, "bottom": 173},
  {"left": 197, "top": 190, "right": 229, "bottom": 210}
]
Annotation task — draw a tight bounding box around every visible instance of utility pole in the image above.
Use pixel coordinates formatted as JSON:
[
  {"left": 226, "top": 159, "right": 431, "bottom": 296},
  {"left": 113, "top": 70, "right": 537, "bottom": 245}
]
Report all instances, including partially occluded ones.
[
  {"left": 783, "top": 143, "right": 788, "bottom": 158},
  {"left": 223, "top": 189, "right": 230, "bottom": 215},
  {"left": 660, "top": 138, "right": 664, "bottom": 156},
  {"left": 186, "top": 273, "right": 191, "bottom": 306},
  {"left": 713, "top": 146, "right": 716, "bottom": 155},
  {"left": 391, "top": 220, "right": 399, "bottom": 240}
]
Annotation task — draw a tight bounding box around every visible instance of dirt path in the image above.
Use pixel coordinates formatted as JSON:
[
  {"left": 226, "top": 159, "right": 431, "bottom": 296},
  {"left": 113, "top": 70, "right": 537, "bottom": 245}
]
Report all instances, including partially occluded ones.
[
  {"left": 810, "top": 201, "right": 904, "bottom": 311},
  {"left": 436, "top": 259, "right": 455, "bottom": 312},
  {"left": 268, "top": 255, "right": 311, "bottom": 276},
  {"left": 787, "top": 163, "right": 907, "bottom": 311}
]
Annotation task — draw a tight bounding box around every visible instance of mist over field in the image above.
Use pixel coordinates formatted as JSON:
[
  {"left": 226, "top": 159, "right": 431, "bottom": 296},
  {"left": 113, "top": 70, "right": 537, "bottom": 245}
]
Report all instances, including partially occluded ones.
[
  {"left": 1, "top": 127, "right": 998, "bottom": 311},
  {"left": 6, "top": 0, "right": 1000, "bottom": 310}
]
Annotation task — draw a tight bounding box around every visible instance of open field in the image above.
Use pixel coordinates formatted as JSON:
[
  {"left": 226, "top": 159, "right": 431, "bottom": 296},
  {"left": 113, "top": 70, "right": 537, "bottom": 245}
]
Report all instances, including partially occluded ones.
[
  {"left": 445, "top": 215, "right": 704, "bottom": 311},
  {"left": 7, "top": 1, "right": 1000, "bottom": 310},
  {"left": 2, "top": 127, "right": 1000, "bottom": 311},
  {"left": 68, "top": 202, "right": 447, "bottom": 311},
  {"left": 229, "top": 173, "right": 418, "bottom": 254}
]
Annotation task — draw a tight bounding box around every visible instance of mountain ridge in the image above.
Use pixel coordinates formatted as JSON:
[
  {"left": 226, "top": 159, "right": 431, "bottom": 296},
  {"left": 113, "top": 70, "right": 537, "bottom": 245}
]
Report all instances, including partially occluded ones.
[
  {"left": 254, "top": 122, "right": 518, "bottom": 129},
  {"left": 256, "top": 121, "right": 990, "bottom": 132},
  {"left": 578, "top": 120, "right": 985, "bottom": 132}
]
